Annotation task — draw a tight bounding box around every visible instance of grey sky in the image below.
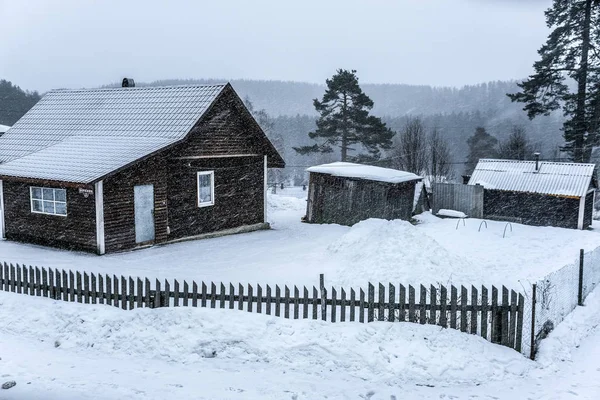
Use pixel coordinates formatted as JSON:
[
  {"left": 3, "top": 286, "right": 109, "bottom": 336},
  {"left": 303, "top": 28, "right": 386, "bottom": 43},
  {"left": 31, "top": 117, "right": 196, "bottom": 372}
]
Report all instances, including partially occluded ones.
[{"left": 0, "top": 0, "right": 552, "bottom": 93}]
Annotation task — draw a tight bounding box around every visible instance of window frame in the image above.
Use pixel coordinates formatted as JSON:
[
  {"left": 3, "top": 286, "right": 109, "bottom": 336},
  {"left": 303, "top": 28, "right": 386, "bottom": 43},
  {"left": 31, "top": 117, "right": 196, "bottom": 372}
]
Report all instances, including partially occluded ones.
[
  {"left": 30, "top": 186, "right": 68, "bottom": 217},
  {"left": 197, "top": 171, "right": 215, "bottom": 208}
]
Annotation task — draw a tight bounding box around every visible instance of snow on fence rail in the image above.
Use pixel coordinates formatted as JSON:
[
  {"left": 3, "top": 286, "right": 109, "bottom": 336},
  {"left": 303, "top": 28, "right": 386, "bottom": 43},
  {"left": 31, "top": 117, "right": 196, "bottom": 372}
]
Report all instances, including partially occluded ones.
[{"left": 0, "top": 263, "right": 525, "bottom": 352}]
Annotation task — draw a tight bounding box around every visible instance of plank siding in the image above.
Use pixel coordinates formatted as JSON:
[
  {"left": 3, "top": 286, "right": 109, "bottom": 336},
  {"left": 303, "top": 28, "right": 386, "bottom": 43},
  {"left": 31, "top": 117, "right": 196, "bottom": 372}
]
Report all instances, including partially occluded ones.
[
  {"left": 167, "top": 156, "right": 264, "bottom": 239},
  {"left": 166, "top": 87, "right": 284, "bottom": 167},
  {"left": 3, "top": 181, "right": 96, "bottom": 251},
  {"left": 583, "top": 190, "right": 594, "bottom": 229},
  {"left": 483, "top": 189, "right": 580, "bottom": 229},
  {"left": 306, "top": 172, "right": 418, "bottom": 226},
  {"left": 103, "top": 156, "right": 168, "bottom": 253}
]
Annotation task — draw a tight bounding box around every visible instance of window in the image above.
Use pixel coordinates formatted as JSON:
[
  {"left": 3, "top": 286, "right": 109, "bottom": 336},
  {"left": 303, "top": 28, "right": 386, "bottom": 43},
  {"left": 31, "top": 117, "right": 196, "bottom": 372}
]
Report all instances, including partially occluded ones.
[
  {"left": 30, "top": 187, "right": 67, "bottom": 216},
  {"left": 197, "top": 171, "right": 214, "bottom": 207}
]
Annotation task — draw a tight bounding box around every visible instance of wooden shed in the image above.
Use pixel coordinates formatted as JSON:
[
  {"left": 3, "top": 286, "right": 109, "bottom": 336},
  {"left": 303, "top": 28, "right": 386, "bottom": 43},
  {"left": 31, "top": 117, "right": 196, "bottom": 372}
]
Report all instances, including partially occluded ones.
[
  {"left": 305, "top": 162, "right": 422, "bottom": 226},
  {"left": 0, "top": 82, "right": 284, "bottom": 254},
  {"left": 468, "top": 159, "right": 596, "bottom": 229}
]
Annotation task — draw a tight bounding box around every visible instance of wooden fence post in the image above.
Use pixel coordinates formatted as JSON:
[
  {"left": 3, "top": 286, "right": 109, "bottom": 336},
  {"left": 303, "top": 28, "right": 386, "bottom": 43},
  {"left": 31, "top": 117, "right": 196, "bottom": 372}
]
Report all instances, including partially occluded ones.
[
  {"left": 408, "top": 285, "right": 416, "bottom": 323},
  {"left": 340, "top": 288, "right": 346, "bottom": 322},
  {"left": 439, "top": 285, "right": 447, "bottom": 328},
  {"left": 481, "top": 286, "right": 488, "bottom": 340},
  {"left": 429, "top": 284, "right": 437, "bottom": 325},
  {"left": 530, "top": 283, "right": 537, "bottom": 360},
  {"left": 191, "top": 281, "right": 198, "bottom": 307},
  {"left": 312, "top": 286, "right": 318, "bottom": 320},
  {"left": 367, "top": 283, "right": 375, "bottom": 322},
  {"left": 578, "top": 248, "right": 584, "bottom": 306},
  {"left": 258, "top": 284, "right": 264, "bottom": 314},
  {"left": 182, "top": 280, "right": 189, "bottom": 307},
  {"left": 419, "top": 285, "right": 427, "bottom": 325},
  {"left": 229, "top": 283, "right": 235, "bottom": 309},
  {"left": 154, "top": 279, "right": 161, "bottom": 309},
  {"left": 267, "top": 285, "right": 272, "bottom": 315},
  {"left": 460, "top": 286, "right": 468, "bottom": 332},
  {"left": 320, "top": 274, "right": 326, "bottom": 321},
  {"left": 491, "top": 286, "right": 500, "bottom": 344},
  {"left": 294, "top": 286, "right": 299, "bottom": 319},
  {"left": 378, "top": 283, "right": 385, "bottom": 321},
  {"left": 284, "top": 286, "right": 290, "bottom": 318},
  {"left": 399, "top": 284, "right": 406, "bottom": 322},
  {"left": 471, "top": 286, "right": 478, "bottom": 334},
  {"left": 275, "top": 285, "right": 281, "bottom": 317}
]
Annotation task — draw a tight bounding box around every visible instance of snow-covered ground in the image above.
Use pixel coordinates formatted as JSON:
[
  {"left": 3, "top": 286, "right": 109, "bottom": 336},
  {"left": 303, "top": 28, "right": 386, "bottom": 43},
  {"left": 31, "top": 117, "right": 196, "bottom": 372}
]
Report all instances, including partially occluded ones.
[
  {"left": 1, "top": 288, "right": 599, "bottom": 399},
  {"left": 0, "top": 190, "right": 597, "bottom": 291},
  {"left": 2, "top": 189, "right": 600, "bottom": 399}
]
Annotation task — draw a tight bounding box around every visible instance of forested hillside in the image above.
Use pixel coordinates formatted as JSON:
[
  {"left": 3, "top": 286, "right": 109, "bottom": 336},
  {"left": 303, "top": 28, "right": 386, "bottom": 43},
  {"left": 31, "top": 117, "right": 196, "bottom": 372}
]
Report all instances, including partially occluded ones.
[
  {"left": 0, "top": 80, "right": 41, "bottom": 126},
  {"left": 6, "top": 77, "right": 565, "bottom": 181},
  {"left": 126, "top": 78, "right": 533, "bottom": 117}
]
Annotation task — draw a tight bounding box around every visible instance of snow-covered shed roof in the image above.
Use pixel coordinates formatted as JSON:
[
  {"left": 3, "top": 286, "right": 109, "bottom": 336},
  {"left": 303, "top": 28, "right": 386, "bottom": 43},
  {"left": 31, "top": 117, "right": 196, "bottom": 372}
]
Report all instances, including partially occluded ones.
[
  {"left": 468, "top": 159, "right": 595, "bottom": 198},
  {"left": 0, "top": 84, "right": 227, "bottom": 183},
  {"left": 307, "top": 162, "right": 422, "bottom": 184},
  {"left": 0, "top": 124, "right": 10, "bottom": 134}
]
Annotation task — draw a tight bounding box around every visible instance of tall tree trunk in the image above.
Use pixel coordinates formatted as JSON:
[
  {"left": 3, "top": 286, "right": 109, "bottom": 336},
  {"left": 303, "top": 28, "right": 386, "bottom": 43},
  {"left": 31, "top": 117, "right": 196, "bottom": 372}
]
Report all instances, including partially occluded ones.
[
  {"left": 341, "top": 92, "right": 348, "bottom": 162},
  {"left": 575, "top": 0, "right": 593, "bottom": 162}
]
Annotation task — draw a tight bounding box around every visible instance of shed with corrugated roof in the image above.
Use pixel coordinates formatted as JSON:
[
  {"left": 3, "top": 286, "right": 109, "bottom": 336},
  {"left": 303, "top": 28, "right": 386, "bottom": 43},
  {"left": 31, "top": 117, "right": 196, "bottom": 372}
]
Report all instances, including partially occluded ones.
[
  {"left": 468, "top": 159, "right": 596, "bottom": 229},
  {"left": 0, "top": 82, "right": 284, "bottom": 254}
]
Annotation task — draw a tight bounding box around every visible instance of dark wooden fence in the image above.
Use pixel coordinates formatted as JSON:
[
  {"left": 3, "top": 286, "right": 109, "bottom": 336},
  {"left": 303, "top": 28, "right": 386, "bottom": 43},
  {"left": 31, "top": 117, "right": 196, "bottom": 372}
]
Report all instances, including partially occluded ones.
[{"left": 0, "top": 262, "right": 525, "bottom": 352}]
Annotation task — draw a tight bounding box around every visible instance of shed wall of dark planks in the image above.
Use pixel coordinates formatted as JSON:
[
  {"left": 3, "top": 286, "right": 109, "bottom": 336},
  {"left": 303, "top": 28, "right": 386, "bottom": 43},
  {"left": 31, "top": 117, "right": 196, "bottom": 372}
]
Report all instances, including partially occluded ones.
[
  {"left": 483, "top": 189, "right": 581, "bottom": 229},
  {"left": 306, "top": 173, "right": 418, "bottom": 226}
]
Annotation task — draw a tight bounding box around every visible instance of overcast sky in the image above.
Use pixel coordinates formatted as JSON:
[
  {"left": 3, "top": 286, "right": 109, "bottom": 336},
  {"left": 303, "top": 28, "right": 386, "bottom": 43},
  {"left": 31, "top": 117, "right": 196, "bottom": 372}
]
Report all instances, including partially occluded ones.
[{"left": 0, "top": 0, "right": 552, "bottom": 93}]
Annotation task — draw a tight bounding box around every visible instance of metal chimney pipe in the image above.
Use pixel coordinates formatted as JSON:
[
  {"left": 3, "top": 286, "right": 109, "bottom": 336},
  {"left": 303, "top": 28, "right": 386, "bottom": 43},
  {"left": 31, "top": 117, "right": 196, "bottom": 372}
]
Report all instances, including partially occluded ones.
[{"left": 534, "top": 152, "right": 540, "bottom": 171}]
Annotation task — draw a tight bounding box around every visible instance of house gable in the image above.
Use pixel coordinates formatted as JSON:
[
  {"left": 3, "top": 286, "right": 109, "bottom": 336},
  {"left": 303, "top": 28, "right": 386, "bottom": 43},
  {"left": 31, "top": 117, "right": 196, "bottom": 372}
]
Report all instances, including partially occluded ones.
[{"left": 166, "top": 84, "right": 285, "bottom": 168}]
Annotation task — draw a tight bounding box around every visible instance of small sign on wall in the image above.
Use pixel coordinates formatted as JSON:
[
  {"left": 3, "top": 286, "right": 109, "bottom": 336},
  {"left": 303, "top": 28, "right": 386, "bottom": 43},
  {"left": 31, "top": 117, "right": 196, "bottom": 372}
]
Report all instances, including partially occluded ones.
[{"left": 79, "top": 188, "right": 94, "bottom": 198}]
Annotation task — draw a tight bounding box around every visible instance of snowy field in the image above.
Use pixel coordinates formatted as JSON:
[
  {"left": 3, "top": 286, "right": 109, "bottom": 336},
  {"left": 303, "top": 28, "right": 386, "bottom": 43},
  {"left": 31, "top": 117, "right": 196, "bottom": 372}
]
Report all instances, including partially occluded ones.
[
  {"left": 0, "top": 188, "right": 598, "bottom": 291},
  {"left": 1, "top": 288, "right": 600, "bottom": 399},
  {"left": 2, "top": 188, "right": 600, "bottom": 399}
]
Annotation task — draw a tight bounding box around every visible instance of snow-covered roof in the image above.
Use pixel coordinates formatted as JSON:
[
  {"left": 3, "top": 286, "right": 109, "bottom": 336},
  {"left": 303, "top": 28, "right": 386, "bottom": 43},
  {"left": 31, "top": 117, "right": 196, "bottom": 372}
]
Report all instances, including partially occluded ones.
[
  {"left": 468, "top": 159, "right": 595, "bottom": 197},
  {"left": 307, "top": 162, "right": 422, "bottom": 184},
  {"left": 0, "top": 84, "right": 227, "bottom": 183},
  {"left": 0, "top": 124, "right": 10, "bottom": 133}
]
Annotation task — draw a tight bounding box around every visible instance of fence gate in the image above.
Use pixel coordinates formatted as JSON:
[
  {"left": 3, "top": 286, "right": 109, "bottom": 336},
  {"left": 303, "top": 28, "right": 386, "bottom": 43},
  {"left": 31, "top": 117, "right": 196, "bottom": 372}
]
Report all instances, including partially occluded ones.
[{"left": 432, "top": 183, "right": 483, "bottom": 218}]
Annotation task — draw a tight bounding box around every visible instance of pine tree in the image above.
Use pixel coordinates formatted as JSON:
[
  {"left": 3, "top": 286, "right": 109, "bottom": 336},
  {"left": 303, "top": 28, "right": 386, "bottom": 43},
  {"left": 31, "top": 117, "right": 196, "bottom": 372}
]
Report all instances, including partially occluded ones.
[
  {"left": 498, "top": 126, "right": 535, "bottom": 160},
  {"left": 294, "top": 69, "right": 394, "bottom": 162},
  {"left": 507, "top": 0, "right": 600, "bottom": 162},
  {"left": 465, "top": 127, "right": 498, "bottom": 174}
]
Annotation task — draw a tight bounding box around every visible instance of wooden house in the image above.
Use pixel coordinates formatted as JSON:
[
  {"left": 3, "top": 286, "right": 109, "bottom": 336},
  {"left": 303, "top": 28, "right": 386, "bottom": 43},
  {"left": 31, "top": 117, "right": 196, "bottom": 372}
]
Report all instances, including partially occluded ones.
[
  {"left": 468, "top": 159, "right": 596, "bottom": 229},
  {"left": 0, "top": 82, "right": 284, "bottom": 254},
  {"left": 305, "top": 162, "right": 422, "bottom": 226}
]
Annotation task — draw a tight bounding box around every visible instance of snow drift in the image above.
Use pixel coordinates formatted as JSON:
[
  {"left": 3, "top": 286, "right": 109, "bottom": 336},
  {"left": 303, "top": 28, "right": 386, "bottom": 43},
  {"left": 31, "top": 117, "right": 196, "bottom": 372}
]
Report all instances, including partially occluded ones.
[
  {"left": 328, "top": 218, "right": 475, "bottom": 287},
  {"left": 0, "top": 292, "right": 532, "bottom": 387}
]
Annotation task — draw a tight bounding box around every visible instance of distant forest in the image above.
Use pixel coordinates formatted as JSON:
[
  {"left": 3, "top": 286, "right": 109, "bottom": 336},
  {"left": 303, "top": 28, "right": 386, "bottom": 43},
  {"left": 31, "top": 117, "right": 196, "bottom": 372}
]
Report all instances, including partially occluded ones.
[
  {"left": 2, "top": 78, "right": 565, "bottom": 181},
  {"left": 0, "top": 79, "right": 41, "bottom": 126}
]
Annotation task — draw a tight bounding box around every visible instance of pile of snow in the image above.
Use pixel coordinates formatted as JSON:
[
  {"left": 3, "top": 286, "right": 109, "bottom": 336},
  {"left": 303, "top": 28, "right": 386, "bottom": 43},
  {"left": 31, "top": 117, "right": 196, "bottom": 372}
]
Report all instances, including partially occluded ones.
[
  {"left": 307, "top": 162, "right": 421, "bottom": 184},
  {"left": 437, "top": 209, "right": 467, "bottom": 218},
  {"left": 327, "top": 218, "right": 475, "bottom": 287},
  {"left": 0, "top": 291, "right": 533, "bottom": 388}
]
